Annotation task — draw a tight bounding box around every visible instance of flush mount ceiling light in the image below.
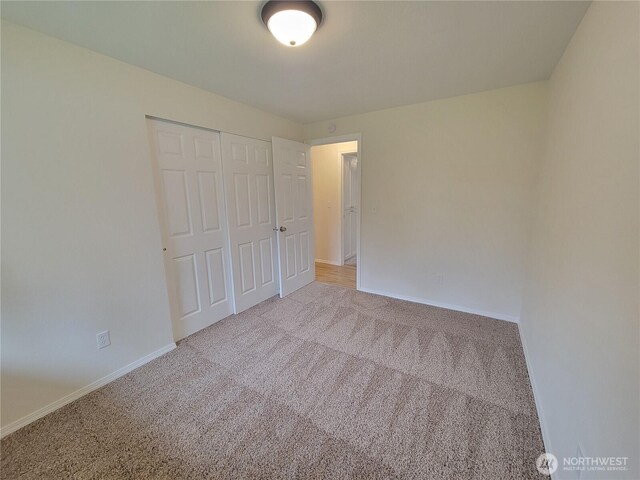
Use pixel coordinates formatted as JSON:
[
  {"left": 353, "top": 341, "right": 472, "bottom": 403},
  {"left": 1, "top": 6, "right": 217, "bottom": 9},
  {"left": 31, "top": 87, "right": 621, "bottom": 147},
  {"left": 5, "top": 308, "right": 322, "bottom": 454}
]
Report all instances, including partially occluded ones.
[{"left": 261, "top": 0, "right": 323, "bottom": 47}]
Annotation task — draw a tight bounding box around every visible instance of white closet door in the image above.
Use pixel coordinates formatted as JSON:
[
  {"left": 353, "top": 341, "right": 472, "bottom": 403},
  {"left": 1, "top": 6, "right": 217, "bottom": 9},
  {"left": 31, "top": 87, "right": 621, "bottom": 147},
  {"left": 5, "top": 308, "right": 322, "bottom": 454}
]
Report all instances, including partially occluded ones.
[
  {"left": 272, "top": 137, "right": 315, "bottom": 297},
  {"left": 221, "top": 133, "right": 278, "bottom": 313},
  {"left": 343, "top": 154, "right": 358, "bottom": 261},
  {"left": 148, "top": 119, "right": 233, "bottom": 340}
]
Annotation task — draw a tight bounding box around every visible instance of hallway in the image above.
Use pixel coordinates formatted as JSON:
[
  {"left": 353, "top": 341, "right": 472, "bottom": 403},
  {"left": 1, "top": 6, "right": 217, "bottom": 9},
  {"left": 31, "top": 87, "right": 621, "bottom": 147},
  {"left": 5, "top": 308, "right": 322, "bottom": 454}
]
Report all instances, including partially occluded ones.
[{"left": 315, "top": 262, "right": 356, "bottom": 289}]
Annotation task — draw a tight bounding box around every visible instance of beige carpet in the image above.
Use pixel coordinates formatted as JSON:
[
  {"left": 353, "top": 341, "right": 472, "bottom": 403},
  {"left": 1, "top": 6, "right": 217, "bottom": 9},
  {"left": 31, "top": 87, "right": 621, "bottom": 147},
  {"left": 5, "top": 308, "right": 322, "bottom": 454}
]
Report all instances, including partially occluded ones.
[{"left": 1, "top": 283, "right": 545, "bottom": 479}]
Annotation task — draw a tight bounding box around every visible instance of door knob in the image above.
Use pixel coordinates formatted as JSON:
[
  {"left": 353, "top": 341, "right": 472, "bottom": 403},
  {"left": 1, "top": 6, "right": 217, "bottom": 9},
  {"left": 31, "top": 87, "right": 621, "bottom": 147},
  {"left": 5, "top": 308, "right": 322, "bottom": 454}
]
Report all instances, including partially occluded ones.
[{"left": 279, "top": 226, "right": 287, "bottom": 232}]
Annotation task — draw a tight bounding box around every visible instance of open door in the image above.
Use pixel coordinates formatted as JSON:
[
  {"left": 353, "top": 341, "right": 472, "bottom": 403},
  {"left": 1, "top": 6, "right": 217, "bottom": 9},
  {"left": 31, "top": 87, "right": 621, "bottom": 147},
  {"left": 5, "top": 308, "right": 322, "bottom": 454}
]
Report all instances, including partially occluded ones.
[{"left": 272, "top": 137, "right": 315, "bottom": 296}]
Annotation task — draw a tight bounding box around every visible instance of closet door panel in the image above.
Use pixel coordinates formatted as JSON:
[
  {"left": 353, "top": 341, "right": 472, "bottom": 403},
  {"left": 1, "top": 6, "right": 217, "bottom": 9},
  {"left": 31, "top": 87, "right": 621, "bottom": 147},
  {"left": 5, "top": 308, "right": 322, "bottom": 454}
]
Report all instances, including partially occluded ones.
[
  {"left": 221, "top": 133, "right": 278, "bottom": 313},
  {"left": 148, "top": 119, "right": 233, "bottom": 340}
]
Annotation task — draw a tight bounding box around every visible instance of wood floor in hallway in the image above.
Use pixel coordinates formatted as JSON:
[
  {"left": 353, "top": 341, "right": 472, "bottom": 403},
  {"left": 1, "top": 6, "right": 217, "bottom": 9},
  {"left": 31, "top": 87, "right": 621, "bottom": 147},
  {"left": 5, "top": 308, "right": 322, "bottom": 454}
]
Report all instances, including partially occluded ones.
[{"left": 315, "top": 262, "right": 356, "bottom": 289}]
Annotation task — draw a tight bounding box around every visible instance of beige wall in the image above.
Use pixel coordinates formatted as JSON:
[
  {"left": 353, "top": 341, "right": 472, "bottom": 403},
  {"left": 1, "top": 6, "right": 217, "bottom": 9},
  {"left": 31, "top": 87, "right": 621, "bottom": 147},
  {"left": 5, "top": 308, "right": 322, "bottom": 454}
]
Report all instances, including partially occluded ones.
[
  {"left": 520, "top": 2, "right": 639, "bottom": 477},
  {"left": 311, "top": 142, "right": 358, "bottom": 264},
  {"left": 0, "top": 21, "right": 302, "bottom": 429},
  {"left": 304, "top": 82, "right": 547, "bottom": 321}
]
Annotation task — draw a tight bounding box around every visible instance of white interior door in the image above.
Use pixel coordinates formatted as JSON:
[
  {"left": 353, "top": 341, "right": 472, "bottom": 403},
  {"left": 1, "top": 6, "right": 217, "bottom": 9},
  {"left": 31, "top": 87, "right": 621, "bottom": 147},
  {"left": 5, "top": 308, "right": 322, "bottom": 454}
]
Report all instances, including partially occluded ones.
[
  {"left": 148, "top": 119, "right": 233, "bottom": 340},
  {"left": 272, "top": 137, "right": 315, "bottom": 296},
  {"left": 342, "top": 153, "right": 358, "bottom": 262},
  {"left": 221, "top": 133, "right": 279, "bottom": 313}
]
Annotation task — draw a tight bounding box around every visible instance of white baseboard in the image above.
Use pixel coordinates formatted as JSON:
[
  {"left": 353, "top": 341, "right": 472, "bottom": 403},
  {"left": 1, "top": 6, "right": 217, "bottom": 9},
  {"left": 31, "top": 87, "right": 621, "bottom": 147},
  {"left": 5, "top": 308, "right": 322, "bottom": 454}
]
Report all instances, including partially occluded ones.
[
  {"left": 518, "top": 323, "right": 555, "bottom": 477},
  {"left": 315, "top": 258, "right": 342, "bottom": 266},
  {"left": 0, "top": 343, "right": 176, "bottom": 438},
  {"left": 358, "top": 287, "right": 519, "bottom": 323}
]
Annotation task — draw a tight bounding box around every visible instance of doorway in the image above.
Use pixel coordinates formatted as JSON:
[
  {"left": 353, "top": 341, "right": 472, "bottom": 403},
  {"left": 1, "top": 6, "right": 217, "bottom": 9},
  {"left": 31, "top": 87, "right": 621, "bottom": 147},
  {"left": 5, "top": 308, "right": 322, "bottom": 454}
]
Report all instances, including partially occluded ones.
[{"left": 309, "top": 139, "right": 360, "bottom": 289}]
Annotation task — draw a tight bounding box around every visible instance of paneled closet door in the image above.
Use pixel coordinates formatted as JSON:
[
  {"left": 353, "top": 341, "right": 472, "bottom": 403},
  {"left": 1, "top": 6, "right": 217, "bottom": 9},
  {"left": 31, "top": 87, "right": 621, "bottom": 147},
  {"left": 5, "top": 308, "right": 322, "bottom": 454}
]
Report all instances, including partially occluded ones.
[
  {"left": 272, "top": 137, "right": 315, "bottom": 296},
  {"left": 148, "top": 119, "right": 233, "bottom": 340},
  {"left": 221, "top": 133, "right": 279, "bottom": 313}
]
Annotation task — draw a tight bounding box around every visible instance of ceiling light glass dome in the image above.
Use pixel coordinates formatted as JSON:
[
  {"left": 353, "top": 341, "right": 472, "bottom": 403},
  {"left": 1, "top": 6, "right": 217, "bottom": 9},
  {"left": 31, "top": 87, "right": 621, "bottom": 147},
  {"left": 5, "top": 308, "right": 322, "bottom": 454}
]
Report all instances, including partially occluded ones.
[{"left": 261, "top": 1, "right": 323, "bottom": 47}]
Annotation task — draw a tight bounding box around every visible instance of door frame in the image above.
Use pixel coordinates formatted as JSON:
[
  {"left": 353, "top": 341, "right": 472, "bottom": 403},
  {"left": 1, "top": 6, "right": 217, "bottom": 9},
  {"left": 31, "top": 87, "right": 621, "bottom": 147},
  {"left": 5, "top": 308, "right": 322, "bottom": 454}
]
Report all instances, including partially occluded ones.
[{"left": 307, "top": 133, "right": 362, "bottom": 291}]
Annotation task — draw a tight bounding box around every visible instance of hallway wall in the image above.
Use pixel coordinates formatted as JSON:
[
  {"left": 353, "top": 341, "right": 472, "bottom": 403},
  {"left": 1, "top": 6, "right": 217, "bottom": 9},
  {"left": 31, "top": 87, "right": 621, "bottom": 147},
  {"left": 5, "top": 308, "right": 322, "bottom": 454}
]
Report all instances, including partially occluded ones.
[{"left": 311, "top": 141, "right": 358, "bottom": 265}]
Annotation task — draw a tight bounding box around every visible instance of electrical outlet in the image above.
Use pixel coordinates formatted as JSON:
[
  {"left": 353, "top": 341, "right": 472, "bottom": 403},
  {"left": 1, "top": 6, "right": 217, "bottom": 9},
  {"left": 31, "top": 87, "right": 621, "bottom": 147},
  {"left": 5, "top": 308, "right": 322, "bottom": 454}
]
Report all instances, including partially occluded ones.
[
  {"left": 435, "top": 273, "right": 444, "bottom": 285},
  {"left": 96, "top": 331, "right": 111, "bottom": 349}
]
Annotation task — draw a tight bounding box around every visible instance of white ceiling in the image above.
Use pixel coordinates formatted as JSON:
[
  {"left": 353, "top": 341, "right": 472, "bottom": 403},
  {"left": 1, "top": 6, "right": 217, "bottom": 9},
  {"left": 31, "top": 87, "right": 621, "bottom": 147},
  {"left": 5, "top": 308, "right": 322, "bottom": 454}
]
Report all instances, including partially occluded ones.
[{"left": 1, "top": 1, "right": 590, "bottom": 123}]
